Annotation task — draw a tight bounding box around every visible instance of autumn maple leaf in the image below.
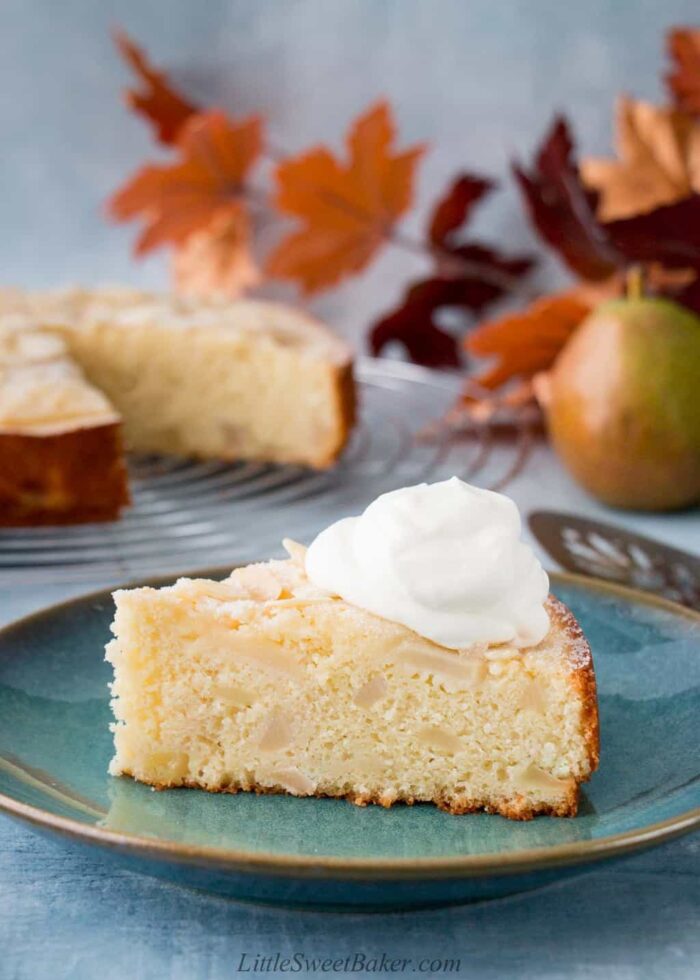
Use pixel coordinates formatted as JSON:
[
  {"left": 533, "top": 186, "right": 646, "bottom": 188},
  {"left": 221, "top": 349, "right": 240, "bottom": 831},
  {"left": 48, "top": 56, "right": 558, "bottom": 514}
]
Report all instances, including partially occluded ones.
[
  {"left": 428, "top": 174, "right": 495, "bottom": 247},
  {"left": 371, "top": 278, "right": 478, "bottom": 368},
  {"left": 113, "top": 28, "right": 197, "bottom": 144},
  {"left": 173, "top": 205, "right": 260, "bottom": 298},
  {"left": 581, "top": 96, "right": 700, "bottom": 220},
  {"left": 466, "top": 292, "right": 592, "bottom": 389},
  {"left": 513, "top": 116, "right": 617, "bottom": 281},
  {"left": 667, "top": 28, "right": 700, "bottom": 117},
  {"left": 516, "top": 113, "right": 700, "bottom": 285},
  {"left": 109, "top": 109, "right": 263, "bottom": 266},
  {"left": 606, "top": 193, "right": 700, "bottom": 270},
  {"left": 370, "top": 174, "right": 534, "bottom": 367},
  {"left": 266, "top": 101, "right": 425, "bottom": 294},
  {"left": 427, "top": 175, "right": 534, "bottom": 287}
]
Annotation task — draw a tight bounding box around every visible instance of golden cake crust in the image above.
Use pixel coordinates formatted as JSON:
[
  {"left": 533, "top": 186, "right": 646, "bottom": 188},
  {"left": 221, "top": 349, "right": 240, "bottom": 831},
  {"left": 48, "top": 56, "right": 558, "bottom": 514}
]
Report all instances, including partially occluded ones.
[
  {"left": 0, "top": 289, "right": 357, "bottom": 523},
  {"left": 0, "top": 422, "right": 130, "bottom": 525},
  {"left": 122, "top": 773, "right": 581, "bottom": 819},
  {"left": 0, "top": 314, "right": 130, "bottom": 524},
  {"left": 547, "top": 595, "right": 600, "bottom": 777},
  {"left": 317, "top": 357, "right": 357, "bottom": 467}
]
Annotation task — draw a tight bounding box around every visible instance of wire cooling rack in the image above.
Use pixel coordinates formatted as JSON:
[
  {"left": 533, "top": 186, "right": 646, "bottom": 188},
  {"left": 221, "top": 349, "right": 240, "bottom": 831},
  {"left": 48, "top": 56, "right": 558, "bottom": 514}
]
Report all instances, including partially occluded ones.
[{"left": 0, "top": 359, "right": 533, "bottom": 586}]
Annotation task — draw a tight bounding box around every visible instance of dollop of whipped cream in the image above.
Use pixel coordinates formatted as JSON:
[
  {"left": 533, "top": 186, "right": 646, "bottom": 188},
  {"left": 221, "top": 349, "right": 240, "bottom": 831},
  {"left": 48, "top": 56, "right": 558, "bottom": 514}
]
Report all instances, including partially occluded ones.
[{"left": 305, "top": 477, "right": 550, "bottom": 649}]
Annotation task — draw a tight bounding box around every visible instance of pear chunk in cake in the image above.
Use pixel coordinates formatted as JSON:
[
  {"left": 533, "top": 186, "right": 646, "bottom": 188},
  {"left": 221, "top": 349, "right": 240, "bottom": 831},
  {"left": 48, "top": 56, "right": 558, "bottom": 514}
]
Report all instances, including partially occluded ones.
[{"left": 107, "top": 481, "right": 599, "bottom": 819}]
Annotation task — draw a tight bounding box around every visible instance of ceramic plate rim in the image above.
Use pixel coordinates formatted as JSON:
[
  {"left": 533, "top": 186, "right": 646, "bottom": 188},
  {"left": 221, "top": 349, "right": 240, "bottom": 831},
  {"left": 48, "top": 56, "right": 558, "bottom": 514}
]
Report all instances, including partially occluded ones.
[{"left": 1, "top": 570, "right": 698, "bottom": 882}]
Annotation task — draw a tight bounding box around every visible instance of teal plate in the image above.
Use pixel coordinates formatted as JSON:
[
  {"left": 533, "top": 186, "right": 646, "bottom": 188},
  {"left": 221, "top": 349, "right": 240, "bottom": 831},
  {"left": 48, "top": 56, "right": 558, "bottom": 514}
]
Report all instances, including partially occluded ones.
[{"left": 0, "top": 571, "right": 698, "bottom": 911}]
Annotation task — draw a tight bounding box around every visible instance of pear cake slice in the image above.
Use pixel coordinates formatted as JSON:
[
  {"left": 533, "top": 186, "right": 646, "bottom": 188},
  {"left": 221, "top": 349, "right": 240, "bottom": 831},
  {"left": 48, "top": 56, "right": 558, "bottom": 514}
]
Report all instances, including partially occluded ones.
[
  {"left": 59, "top": 293, "right": 355, "bottom": 469},
  {"left": 1, "top": 287, "right": 356, "bottom": 471},
  {"left": 107, "top": 543, "right": 599, "bottom": 819},
  {"left": 0, "top": 315, "right": 129, "bottom": 525}
]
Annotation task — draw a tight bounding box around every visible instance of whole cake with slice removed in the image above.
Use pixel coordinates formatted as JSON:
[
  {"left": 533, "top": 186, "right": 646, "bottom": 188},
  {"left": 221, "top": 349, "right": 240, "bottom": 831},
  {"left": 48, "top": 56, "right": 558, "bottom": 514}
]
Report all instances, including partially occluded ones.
[
  {"left": 0, "top": 287, "right": 355, "bottom": 523},
  {"left": 107, "top": 478, "right": 599, "bottom": 819},
  {"left": 0, "top": 315, "right": 129, "bottom": 525}
]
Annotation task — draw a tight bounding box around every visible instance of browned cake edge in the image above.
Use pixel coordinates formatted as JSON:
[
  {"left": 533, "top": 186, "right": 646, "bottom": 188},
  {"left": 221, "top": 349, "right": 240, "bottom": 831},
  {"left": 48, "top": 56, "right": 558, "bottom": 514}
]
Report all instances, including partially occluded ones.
[
  {"left": 119, "top": 773, "right": 581, "bottom": 820},
  {"left": 148, "top": 356, "right": 356, "bottom": 470},
  {"left": 309, "top": 358, "right": 357, "bottom": 469},
  {"left": 546, "top": 594, "right": 600, "bottom": 778},
  {"left": 117, "top": 596, "right": 599, "bottom": 820},
  {"left": 0, "top": 422, "right": 130, "bottom": 525}
]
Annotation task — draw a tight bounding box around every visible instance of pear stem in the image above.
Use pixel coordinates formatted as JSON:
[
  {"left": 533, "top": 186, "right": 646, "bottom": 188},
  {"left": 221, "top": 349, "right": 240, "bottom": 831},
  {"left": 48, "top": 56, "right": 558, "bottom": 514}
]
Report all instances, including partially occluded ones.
[{"left": 626, "top": 265, "right": 646, "bottom": 301}]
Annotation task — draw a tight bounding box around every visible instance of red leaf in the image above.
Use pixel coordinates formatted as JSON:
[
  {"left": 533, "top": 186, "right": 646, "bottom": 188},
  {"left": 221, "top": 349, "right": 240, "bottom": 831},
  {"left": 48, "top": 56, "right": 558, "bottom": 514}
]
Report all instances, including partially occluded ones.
[
  {"left": 449, "top": 243, "right": 535, "bottom": 302},
  {"left": 113, "top": 28, "right": 197, "bottom": 144},
  {"left": 370, "top": 279, "right": 466, "bottom": 367},
  {"left": 513, "top": 116, "right": 618, "bottom": 280},
  {"left": 605, "top": 193, "right": 700, "bottom": 271},
  {"left": 676, "top": 275, "right": 700, "bottom": 315},
  {"left": 429, "top": 174, "right": 494, "bottom": 246},
  {"left": 517, "top": 114, "right": 700, "bottom": 286},
  {"left": 429, "top": 174, "right": 535, "bottom": 298},
  {"left": 371, "top": 170, "right": 535, "bottom": 369},
  {"left": 666, "top": 28, "right": 700, "bottom": 117},
  {"left": 369, "top": 260, "right": 538, "bottom": 369}
]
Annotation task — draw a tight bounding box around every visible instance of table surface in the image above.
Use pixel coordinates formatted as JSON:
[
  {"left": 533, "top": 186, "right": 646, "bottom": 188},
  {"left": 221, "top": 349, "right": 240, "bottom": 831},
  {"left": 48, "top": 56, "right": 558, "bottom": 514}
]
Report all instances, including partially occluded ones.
[{"left": 1, "top": 445, "right": 699, "bottom": 980}]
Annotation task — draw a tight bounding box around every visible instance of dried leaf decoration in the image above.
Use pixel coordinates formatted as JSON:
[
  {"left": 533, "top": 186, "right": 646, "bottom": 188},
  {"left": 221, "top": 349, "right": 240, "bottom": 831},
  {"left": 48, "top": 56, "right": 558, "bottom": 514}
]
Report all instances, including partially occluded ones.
[
  {"left": 466, "top": 292, "right": 592, "bottom": 389},
  {"left": 513, "top": 116, "right": 617, "bottom": 281},
  {"left": 106, "top": 25, "right": 700, "bottom": 388},
  {"left": 517, "top": 113, "right": 700, "bottom": 282},
  {"left": 428, "top": 176, "right": 534, "bottom": 296},
  {"left": 371, "top": 278, "right": 474, "bottom": 368},
  {"left": 370, "top": 175, "right": 535, "bottom": 367},
  {"left": 674, "top": 273, "right": 700, "bottom": 315},
  {"left": 109, "top": 110, "right": 263, "bottom": 295},
  {"left": 173, "top": 206, "right": 260, "bottom": 298},
  {"left": 443, "top": 290, "right": 596, "bottom": 448},
  {"left": 607, "top": 193, "right": 700, "bottom": 270},
  {"left": 113, "top": 28, "right": 197, "bottom": 144},
  {"left": 667, "top": 28, "right": 700, "bottom": 117},
  {"left": 266, "top": 101, "right": 425, "bottom": 293},
  {"left": 582, "top": 97, "right": 700, "bottom": 220},
  {"left": 428, "top": 174, "right": 494, "bottom": 246}
]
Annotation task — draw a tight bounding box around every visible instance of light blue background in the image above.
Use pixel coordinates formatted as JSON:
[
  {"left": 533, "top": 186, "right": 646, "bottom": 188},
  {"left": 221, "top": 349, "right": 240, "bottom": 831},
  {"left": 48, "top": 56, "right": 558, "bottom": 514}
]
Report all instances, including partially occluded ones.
[
  {"left": 1, "top": 2, "right": 699, "bottom": 977},
  {"left": 2, "top": 0, "right": 700, "bottom": 339}
]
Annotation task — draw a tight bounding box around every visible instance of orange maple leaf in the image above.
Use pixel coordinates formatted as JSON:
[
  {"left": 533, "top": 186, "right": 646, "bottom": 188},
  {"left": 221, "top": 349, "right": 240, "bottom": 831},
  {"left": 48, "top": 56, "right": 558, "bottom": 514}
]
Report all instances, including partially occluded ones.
[
  {"left": 466, "top": 292, "right": 593, "bottom": 390},
  {"left": 266, "top": 101, "right": 426, "bottom": 293},
  {"left": 173, "top": 205, "right": 260, "bottom": 299},
  {"left": 581, "top": 96, "right": 700, "bottom": 220},
  {"left": 667, "top": 28, "right": 700, "bottom": 117},
  {"left": 108, "top": 109, "right": 263, "bottom": 258},
  {"left": 113, "top": 28, "right": 197, "bottom": 144}
]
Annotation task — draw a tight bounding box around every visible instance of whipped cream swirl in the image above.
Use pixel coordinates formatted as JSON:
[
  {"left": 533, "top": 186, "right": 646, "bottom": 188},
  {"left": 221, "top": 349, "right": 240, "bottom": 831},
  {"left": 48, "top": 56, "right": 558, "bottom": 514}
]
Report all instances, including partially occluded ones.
[{"left": 305, "top": 477, "right": 550, "bottom": 649}]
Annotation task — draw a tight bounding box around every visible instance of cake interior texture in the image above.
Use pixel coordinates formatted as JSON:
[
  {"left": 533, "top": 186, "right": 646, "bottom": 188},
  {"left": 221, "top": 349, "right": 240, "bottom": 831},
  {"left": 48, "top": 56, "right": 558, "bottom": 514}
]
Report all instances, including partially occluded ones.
[
  {"left": 1, "top": 288, "right": 355, "bottom": 469},
  {"left": 107, "top": 547, "right": 599, "bottom": 819}
]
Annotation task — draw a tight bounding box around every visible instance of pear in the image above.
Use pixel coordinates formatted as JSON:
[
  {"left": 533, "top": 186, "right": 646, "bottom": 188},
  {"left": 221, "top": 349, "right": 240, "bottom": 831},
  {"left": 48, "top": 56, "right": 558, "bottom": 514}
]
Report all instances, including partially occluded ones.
[{"left": 544, "top": 297, "right": 700, "bottom": 511}]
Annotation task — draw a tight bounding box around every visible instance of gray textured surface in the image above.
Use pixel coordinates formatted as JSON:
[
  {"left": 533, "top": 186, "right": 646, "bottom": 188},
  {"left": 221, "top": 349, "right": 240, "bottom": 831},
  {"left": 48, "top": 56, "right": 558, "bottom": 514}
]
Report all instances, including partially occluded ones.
[
  {"left": 1, "top": 1, "right": 700, "bottom": 975},
  {"left": 0, "top": 815, "right": 699, "bottom": 980}
]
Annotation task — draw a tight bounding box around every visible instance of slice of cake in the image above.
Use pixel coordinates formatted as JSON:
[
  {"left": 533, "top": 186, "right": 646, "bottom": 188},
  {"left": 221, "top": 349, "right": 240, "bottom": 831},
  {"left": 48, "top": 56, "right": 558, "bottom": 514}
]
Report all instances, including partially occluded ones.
[
  {"left": 0, "top": 316, "right": 129, "bottom": 525},
  {"left": 107, "top": 479, "right": 599, "bottom": 818},
  {"left": 3, "top": 288, "right": 356, "bottom": 470}
]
